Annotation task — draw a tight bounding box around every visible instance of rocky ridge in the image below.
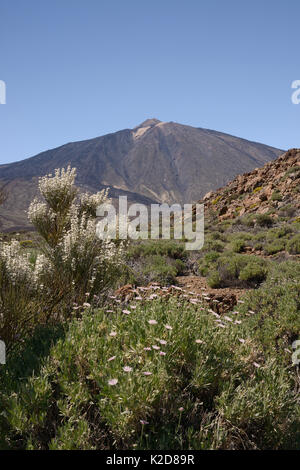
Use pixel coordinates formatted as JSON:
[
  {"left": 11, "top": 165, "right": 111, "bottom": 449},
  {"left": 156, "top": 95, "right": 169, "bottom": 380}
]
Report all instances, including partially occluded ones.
[{"left": 200, "top": 148, "right": 300, "bottom": 222}]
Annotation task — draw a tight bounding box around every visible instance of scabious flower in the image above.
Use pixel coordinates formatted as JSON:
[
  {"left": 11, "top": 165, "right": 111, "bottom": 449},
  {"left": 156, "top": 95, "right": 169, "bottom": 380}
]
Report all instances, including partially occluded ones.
[
  {"left": 148, "top": 294, "right": 158, "bottom": 300},
  {"left": 123, "top": 366, "right": 132, "bottom": 372},
  {"left": 224, "top": 316, "right": 233, "bottom": 322},
  {"left": 143, "top": 371, "right": 152, "bottom": 376},
  {"left": 109, "top": 331, "right": 117, "bottom": 337},
  {"left": 159, "top": 339, "right": 167, "bottom": 345},
  {"left": 140, "top": 420, "right": 149, "bottom": 425},
  {"left": 164, "top": 324, "right": 172, "bottom": 330},
  {"left": 152, "top": 345, "right": 160, "bottom": 350},
  {"left": 159, "top": 351, "right": 166, "bottom": 356},
  {"left": 108, "top": 356, "right": 116, "bottom": 362},
  {"left": 148, "top": 319, "right": 157, "bottom": 325},
  {"left": 108, "top": 378, "right": 118, "bottom": 385}
]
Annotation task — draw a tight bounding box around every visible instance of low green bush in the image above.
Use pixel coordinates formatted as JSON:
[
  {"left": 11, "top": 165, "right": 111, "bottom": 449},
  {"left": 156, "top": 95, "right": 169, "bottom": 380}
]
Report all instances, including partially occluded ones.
[
  {"left": 264, "top": 240, "right": 286, "bottom": 255},
  {"left": 267, "top": 226, "right": 293, "bottom": 240},
  {"left": 253, "top": 231, "right": 268, "bottom": 242},
  {"left": 127, "top": 240, "right": 186, "bottom": 261},
  {"left": 278, "top": 205, "right": 296, "bottom": 219},
  {"left": 271, "top": 191, "right": 282, "bottom": 201},
  {"left": 255, "top": 214, "right": 273, "bottom": 228},
  {"left": 207, "top": 271, "right": 221, "bottom": 288},
  {"left": 202, "top": 238, "right": 224, "bottom": 253},
  {"left": 286, "top": 234, "right": 300, "bottom": 254},
  {"left": 1, "top": 293, "right": 299, "bottom": 450},
  {"left": 139, "top": 255, "right": 178, "bottom": 284},
  {"left": 230, "top": 239, "right": 246, "bottom": 253},
  {"left": 209, "top": 231, "right": 227, "bottom": 242},
  {"left": 210, "top": 254, "right": 268, "bottom": 287},
  {"left": 198, "top": 251, "right": 220, "bottom": 276},
  {"left": 234, "top": 214, "right": 255, "bottom": 227},
  {"left": 284, "top": 166, "right": 300, "bottom": 178},
  {"left": 239, "top": 261, "right": 268, "bottom": 283}
]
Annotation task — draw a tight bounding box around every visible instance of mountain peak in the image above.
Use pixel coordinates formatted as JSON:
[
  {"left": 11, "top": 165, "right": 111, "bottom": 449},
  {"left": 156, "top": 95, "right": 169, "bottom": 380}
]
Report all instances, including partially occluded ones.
[
  {"left": 0, "top": 120, "right": 283, "bottom": 231},
  {"left": 135, "top": 118, "right": 161, "bottom": 129}
]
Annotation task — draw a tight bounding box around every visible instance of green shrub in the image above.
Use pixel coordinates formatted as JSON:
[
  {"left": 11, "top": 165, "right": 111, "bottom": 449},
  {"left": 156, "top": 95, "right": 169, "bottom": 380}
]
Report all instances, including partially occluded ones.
[
  {"left": 266, "top": 226, "right": 293, "bottom": 240},
  {"left": 174, "top": 259, "right": 186, "bottom": 275},
  {"left": 286, "top": 234, "right": 300, "bottom": 254},
  {"left": 198, "top": 251, "right": 220, "bottom": 276},
  {"left": 235, "top": 214, "right": 255, "bottom": 227},
  {"left": 271, "top": 191, "right": 282, "bottom": 201},
  {"left": 209, "top": 231, "right": 226, "bottom": 242},
  {"left": 253, "top": 242, "right": 263, "bottom": 251},
  {"left": 229, "top": 232, "right": 253, "bottom": 242},
  {"left": 284, "top": 166, "right": 300, "bottom": 178},
  {"left": 202, "top": 238, "right": 224, "bottom": 253},
  {"left": 207, "top": 270, "right": 221, "bottom": 288},
  {"left": 253, "top": 231, "right": 268, "bottom": 242},
  {"left": 212, "top": 254, "right": 268, "bottom": 287},
  {"left": 142, "top": 255, "right": 178, "bottom": 284},
  {"left": 1, "top": 295, "right": 299, "bottom": 450},
  {"left": 235, "top": 261, "right": 300, "bottom": 355},
  {"left": 230, "top": 239, "right": 246, "bottom": 253},
  {"left": 127, "top": 240, "right": 186, "bottom": 261},
  {"left": 239, "top": 262, "right": 268, "bottom": 283},
  {"left": 264, "top": 240, "right": 286, "bottom": 255},
  {"left": 255, "top": 214, "right": 273, "bottom": 227},
  {"left": 293, "top": 185, "right": 300, "bottom": 193},
  {"left": 278, "top": 205, "right": 296, "bottom": 219}
]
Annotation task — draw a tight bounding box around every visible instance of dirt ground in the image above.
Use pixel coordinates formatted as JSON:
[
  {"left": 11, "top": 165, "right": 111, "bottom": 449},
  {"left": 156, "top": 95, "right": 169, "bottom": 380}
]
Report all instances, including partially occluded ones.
[{"left": 115, "top": 276, "right": 250, "bottom": 315}]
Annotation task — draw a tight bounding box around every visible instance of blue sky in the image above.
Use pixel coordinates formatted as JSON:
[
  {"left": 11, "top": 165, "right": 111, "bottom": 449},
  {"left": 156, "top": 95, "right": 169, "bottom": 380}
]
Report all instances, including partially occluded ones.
[{"left": 0, "top": 0, "right": 299, "bottom": 164}]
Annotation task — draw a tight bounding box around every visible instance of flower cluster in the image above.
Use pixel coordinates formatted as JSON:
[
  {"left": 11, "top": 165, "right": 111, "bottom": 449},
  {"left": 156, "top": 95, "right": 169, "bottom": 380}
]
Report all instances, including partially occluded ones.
[
  {"left": 38, "top": 166, "right": 77, "bottom": 214},
  {"left": 80, "top": 189, "right": 108, "bottom": 217},
  {"left": 0, "top": 240, "right": 33, "bottom": 285},
  {"left": 27, "top": 166, "right": 124, "bottom": 301}
]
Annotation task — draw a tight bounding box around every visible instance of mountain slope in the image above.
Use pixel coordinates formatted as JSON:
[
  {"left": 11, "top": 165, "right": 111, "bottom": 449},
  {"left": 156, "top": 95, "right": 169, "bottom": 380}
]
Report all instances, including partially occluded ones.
[
  {"left": 200, "top": 148, "right": 300, "bottom": 222},
  {"left": 0, "top": 118, "right": 283, "bottom": 231}
]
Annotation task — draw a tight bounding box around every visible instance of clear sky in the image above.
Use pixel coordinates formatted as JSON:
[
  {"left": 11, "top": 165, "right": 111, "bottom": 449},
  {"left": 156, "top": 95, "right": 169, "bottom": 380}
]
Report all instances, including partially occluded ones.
[{"left": 1, "top": 0, "right": 299, "bottom": 164}]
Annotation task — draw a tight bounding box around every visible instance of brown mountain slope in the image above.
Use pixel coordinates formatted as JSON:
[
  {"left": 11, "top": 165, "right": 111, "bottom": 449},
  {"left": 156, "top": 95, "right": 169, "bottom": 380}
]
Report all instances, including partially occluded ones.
[
  {"left": 200, "top": 148, "right": 300, "bottom": 222},
  {"left": 0, "top": 119, "right": 283, "bottom": 231}
]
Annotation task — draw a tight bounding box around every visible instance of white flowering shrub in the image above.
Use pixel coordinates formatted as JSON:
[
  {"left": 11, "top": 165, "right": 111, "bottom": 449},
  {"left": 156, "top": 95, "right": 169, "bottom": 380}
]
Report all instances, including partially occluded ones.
[
  {"left": 28, "top": 166, "right": 124, "bottom": 319},
  {"left": 0, "top": 240, "right": 43, "bottom": 348},
  {"left": 0, "top": 166, "right": 124, "bottom": 348}
]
